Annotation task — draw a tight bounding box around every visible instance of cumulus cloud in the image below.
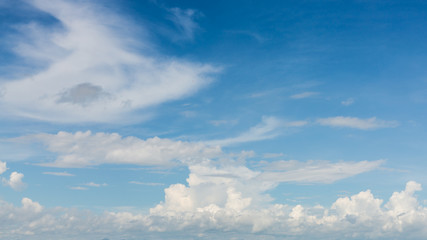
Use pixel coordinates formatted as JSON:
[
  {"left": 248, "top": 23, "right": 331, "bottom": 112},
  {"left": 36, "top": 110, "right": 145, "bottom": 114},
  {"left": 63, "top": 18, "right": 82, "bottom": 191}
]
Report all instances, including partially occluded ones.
[
  {"left": 0, "top": 160, "right": 7, "bottom": 175},
  {"left": 0, "top": 182, "right": 426, "bottom": 239},
  {"left": 2, "top": 171, "right": 26, "bottom": 191},
  {"left": 206, "top": 116, "right": 307, "bottom": 146},
  {"left": 317, "top": 116, "right": 399, "bottom": 130},
  {"left": 0, "top": 0, "right": 218, "bottom": 123},
  {"left": 17, "top": 131, "right": 222, "bottom": 168},
  {"left": 257, "top": 160, "right": 384, "bottom": 184}
]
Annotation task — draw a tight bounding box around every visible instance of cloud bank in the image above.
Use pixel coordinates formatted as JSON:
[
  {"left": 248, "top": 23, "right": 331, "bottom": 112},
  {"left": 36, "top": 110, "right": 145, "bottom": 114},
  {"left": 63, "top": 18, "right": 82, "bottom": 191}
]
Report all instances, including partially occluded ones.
[{"left": 0, "top": 181, "right": 426, "bottom": 239}]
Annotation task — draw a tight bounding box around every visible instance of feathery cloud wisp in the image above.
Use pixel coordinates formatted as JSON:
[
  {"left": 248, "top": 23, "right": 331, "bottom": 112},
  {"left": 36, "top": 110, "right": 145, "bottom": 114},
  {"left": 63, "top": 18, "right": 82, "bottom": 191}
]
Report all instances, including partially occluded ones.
[
  {"left": 317, "top": 116, "right": 398, "bottom": 130},
  {"left": 0, "top": 0, "right": 218, "bottom": 123}
]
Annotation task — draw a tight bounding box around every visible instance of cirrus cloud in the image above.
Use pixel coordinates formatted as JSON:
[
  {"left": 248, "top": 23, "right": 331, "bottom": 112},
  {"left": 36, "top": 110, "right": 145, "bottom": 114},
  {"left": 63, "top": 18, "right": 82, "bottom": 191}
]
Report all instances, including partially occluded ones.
[
  {"left": 316, "top": 116, "right": 399, "bottom": 130},
  {"left": 0, "top": 0, "right": 218, "bottom": 123}
]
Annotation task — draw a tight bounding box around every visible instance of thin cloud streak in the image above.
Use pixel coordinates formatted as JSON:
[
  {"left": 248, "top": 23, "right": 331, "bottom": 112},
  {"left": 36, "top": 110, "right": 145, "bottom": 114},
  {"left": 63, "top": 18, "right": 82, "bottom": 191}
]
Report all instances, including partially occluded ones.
[
  {"left": 317, "top": 116, "right": 399, "bottom": 130},
  {"left": 205, "top": 116, "right": 307, "bottom": 147}
]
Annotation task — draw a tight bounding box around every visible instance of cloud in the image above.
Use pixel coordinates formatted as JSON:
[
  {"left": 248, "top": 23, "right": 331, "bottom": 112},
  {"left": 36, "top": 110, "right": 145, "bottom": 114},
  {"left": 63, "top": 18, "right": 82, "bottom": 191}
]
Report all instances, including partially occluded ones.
[
  {"left": 0, "top": 161, "right": 7, "bottom": 175},
  {"left": 290, "top": 91, "right": 318, "bottom": 99},
  {"left": 56, "top": 83, "right": 111, "bottom": 107},
  {"left": 42, "top": 171, "right": 74, "bottom": 176},
  {"left": 2, "top": 171, "right": 26, "bottom": 191},
  {"left": 83, "top": 182, "right": 107, "bottom": 187},
  {"left": 317, "top": 116, "right": 399, "bottom": 130},
  {"left": 341, "top": 98, "right": 355, "bottom": 106},
  {"left": 257, "top": 159, "right": 384, "bottom": 184},
  {"left": 129, "top": 181, "right": 164, "bottom": 186},
  {"left": 206, "top": 116, "right": 307, "bottom": 146},
  {"left": 167, "top": 7, "right": 202, "bottom": 41},
  {"left": 17, "top": 131, "right": 222, "bottom": 168},
  {"left": 0, "top": 0, "right": 218, "bottom": 123},
  {"left": 0, "top": 181, "right": 426, "bottom": 239},
  {"left": 70, "top": 186, "right": 88, "bottom": 191}
]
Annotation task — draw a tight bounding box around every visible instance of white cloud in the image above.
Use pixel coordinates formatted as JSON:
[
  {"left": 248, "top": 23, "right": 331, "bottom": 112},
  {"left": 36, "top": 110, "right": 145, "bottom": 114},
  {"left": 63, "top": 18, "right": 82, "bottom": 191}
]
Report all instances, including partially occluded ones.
[
  {"left": 0, "top": 181, "right": 426, "bottom": 239},
  {"left": 206, "top": 116, "right": 307, "bottom": 146},
  {"left": 0, "top": 0, "right": 218, "bottom": 123},
  {"left": 42, "top": 171, "right": 74, "bottom": 176},
  {"left": 0, "top": 160, "right": 7, "bottom": 175},
  {"left": 257, "top": 159, "right": 384, "bottom": 184},
  {"left": 129, "top": 181, "right": 164, "bottom": 186},
  {"left": 167, "top": 7, "right": 201, "bottom": 41},
  {"left": 290, "top": 91, "right": 318, "bottom": 99},
  {"left": 83, "top": 182, "right": 107, "bottom": 187},
  {"left": 17, "top": 131, "right": 222, "bottom": 168},
  {"left": 317, "top": 116, "right": 399, "bottom": 130},
  {"left": 70, "top": 186, "right": 88, "bottom": 191},
  {"left": 341, "top": 98, "right": 355, "bottom": 106},
  {"left": 2, "top": 171, "right": 26, "bottom": 191}
]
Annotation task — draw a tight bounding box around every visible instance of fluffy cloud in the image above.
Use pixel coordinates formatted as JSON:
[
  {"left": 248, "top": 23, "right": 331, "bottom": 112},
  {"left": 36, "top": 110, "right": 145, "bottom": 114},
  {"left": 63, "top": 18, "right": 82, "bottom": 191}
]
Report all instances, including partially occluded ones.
[
  {"left": 0, "top": 160, "right": 7, "bottom": 175},
  {"left": 0, "top": 181, "right": 426, "bottom": 239},
  {"left": 2, "top": 171, "right": 26, "bottom": 191},
  {"left": 18, "top": 131, "right": 222, "bottom": 168},
  {"left": 317, "top": 116, "right": 399, "bottom": 130},
  {"left": 0, "top": 0, "right": 217, "bottom": 123}
]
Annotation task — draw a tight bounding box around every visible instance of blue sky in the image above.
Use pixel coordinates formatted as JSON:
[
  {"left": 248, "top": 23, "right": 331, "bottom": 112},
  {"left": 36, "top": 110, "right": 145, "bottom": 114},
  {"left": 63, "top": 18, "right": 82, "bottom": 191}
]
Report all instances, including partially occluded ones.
[{"left": 1, "top": 0, "right": 427, "bottom": 239}]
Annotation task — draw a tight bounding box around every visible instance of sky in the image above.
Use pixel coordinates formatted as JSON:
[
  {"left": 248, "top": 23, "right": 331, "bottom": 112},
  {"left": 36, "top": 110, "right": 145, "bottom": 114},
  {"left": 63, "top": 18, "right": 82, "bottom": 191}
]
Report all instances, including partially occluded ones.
[{"left": 1, "top": 0, "right": 427, "bottom": 239}]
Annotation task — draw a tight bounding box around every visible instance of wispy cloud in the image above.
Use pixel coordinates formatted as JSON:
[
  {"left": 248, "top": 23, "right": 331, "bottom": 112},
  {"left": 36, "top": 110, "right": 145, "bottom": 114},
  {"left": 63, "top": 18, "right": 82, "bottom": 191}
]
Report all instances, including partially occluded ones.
[
  {"left": 226, "top": 30, "right": 266, "bottom": 42},
  {"left": 83, "top": 182, "right": 107, "bottom": 187},
  {"left": 290, "top": 91, "right": 318, "bottom": 99},
  {"left": 167, "top": 7, "right": 202, "bottom": 41},
  {"left": 317, "top": 116, "right": 399, "bottom": 130},
  {"left": 70, "top": 186, "right": 88, "bottom": 191},
  {"left": 341, "top": 98, "right": 355, "bottom": 106},
  {"left": 258, "top": 159, "right": 384, "bottom": 184},
  {"left": 43, "top": 171, "right": 74, "bottom": 177},
  {"left": 206, "top": 116, "right": 307, "bottom": 146},
  {"left": 0, "top": 0, "right": 218, "bottom": 123},
  {"left": 129, "top": 181, "right": 164, "bottom": 186}
]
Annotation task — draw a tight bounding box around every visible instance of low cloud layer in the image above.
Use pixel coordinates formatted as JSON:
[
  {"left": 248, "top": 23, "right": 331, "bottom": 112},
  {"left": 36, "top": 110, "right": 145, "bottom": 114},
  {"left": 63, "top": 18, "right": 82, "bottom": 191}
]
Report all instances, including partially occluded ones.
[{"left": 0, "top": 181, "right": 426, "bottom": 239}]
